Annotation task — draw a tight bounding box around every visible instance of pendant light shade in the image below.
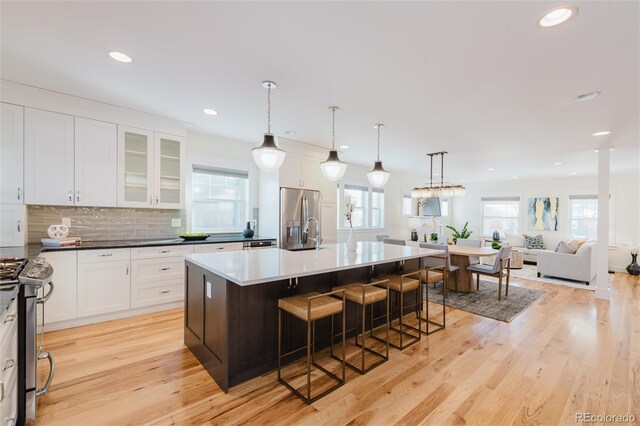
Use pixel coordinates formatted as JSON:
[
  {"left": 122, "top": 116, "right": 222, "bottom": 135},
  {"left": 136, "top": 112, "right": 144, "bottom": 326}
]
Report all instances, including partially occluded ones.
[
  {"left": 252, "top": 81, "right": 286, "bottom": 171},
  {"left": 320, "top": 106, "right": 348, "bottom": 181},
  {"left": 366, "top": 124, "right": 390, "bottom": 188}
]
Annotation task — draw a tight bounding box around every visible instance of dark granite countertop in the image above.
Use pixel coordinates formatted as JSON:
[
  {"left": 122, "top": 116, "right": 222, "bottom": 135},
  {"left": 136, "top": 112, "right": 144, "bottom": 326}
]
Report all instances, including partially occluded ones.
[{"left": 0, "top": 284, "right": 19, "bottom": 320}]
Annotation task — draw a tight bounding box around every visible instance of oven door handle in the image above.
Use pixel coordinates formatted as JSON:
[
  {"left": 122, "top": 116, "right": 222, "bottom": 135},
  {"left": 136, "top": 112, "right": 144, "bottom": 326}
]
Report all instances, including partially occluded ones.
[
  {"left": 35, "top": 351, "right": 55, "bottom": 396},
  {"left": 36, "top": 281, "right": 54, "bottom": 304}
]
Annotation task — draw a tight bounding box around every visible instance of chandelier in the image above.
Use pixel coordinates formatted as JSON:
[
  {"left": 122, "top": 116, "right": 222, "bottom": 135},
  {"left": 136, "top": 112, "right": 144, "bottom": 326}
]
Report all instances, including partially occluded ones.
[{"left": 411, "top": 151, "right": 466, "bottom": 198}]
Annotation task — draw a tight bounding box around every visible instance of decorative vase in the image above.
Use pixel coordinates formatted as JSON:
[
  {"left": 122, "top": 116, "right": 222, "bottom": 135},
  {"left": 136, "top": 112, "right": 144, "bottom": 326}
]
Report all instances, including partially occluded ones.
[
  {"left": 492, "top": 230, "right": 500, "bottom": 242},
  {"left": 627, "top": 253, "right": 640, "bottom": 276},
  {"left": 346, "top": 228, "right": 357, "bottom": 252},
  {"left": 410, "top": 230, "right": 418, "bottom": 241},
  {"left": 242, "top": 221, "right": 254, "bottom": 238}
]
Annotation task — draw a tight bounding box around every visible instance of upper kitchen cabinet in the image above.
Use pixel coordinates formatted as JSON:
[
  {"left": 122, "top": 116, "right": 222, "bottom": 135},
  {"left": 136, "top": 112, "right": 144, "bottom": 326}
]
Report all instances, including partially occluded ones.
[
  {"left": 74, "top": 118, "right": 118, "bottom": 207},
  {"left": 153, "top": 133, "right": 185, "bottom": 209},
  {"left": 279, "top": 153, "right": 320, "bottom": 190},
  {"left": 118, "top": 126, "right": 154, "bottom": 208},
  {"left": 0, "top": 103, "right": 24, "bottom": 204},
  {"left": 117, "top": 126, "right": 184, "bottom": 209},
  {"left": 24, "top": 108, "right": 75, "bottom": 206}
]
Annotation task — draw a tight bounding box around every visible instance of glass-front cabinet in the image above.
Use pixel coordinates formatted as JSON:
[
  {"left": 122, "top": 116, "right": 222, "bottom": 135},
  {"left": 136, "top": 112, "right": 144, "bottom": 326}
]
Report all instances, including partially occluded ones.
[
  {"left": 154, "top": 133, "right": 184, "bottom": 209},
  {"left": 117, "top": 126, "right": 184, "bottom": 209}
]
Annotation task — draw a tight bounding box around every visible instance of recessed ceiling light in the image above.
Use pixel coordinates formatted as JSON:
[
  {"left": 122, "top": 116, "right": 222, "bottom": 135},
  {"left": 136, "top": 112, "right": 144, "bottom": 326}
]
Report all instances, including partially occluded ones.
[
  {"left": 538, "top": 6, "right": 578, "bottom": 28},
  {"left": 553, "top": 162, "right": 563, "bottom": 166},
  {"left": 203, "top": 109, "right": 217, "bottom": 116},
  {"left": 339, "top": 145, "right": 349, "bottom": 149},
  {"left": 592, "top": 131, "right": 611, "bottom": 136},
  {"left": 570, "top": 172, "right": 577, "bottom": 175},
  {"left": 284, "top": 131, "right": 296, "bottom": 135},
  {"left": 487, "top": 168, "right": 495, "bottom": 171},
  {"left": 576, "top": 91, "right": 600, "bottom": 101},
  {"left": 108, "top": 51, "right": 132, "bottom": 63}
]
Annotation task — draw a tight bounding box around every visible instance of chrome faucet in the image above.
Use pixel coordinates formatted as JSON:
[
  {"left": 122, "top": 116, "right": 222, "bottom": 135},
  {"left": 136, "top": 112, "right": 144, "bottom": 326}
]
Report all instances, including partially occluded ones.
[{"left": 304, "top": 217, "right": 321, "bottom": 250}]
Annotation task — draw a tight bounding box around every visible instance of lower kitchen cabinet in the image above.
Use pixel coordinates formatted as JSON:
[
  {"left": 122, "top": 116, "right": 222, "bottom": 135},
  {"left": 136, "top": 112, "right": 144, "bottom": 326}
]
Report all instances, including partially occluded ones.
[
  {"left": 203, "top": 272, "right": 227, "bottom": 363},
  {"left": 77, "top": 259, "right": 131, "bottom": 317},
  {"left": 130, "top": 256, "right": 185, "bottom": 308},
  {"left": 39, "top": 251, "right": 77, "bottom": 324},
  {"left": 193, "top": 242, "right": 243, "bottom": 253}
]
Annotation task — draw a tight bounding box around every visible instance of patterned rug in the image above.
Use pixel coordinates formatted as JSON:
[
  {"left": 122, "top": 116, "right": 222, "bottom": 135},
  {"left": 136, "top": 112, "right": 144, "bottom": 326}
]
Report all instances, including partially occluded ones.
[{"left": 425, "top": 280, "right": 545, "bottom": 323}]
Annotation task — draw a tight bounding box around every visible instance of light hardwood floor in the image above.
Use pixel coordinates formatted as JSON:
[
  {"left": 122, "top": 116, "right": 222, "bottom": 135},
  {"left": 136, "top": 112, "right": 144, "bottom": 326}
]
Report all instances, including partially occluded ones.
[{"left": 36, "top": 273, "right": 639, "bottom": 425}]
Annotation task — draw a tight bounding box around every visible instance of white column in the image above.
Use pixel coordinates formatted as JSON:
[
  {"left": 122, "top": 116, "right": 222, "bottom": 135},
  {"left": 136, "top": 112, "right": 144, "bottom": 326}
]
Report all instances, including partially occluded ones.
[{"left": 595, "top": 148, "right": 610, "bottom": 300}]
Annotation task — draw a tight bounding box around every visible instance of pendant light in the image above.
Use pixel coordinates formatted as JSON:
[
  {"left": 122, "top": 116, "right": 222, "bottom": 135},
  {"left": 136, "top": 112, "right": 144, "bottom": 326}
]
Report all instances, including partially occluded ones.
[
  {"left": 320, "top": 106, "right": 348, "bottom": 181},
  {"left": 411, "top": 151, "right": 466, "bottom": 198},
  {"left": 252, "top": 81, "right": 286, "bottom": 171},
  {"left": 366, "top": 123, "right": 391, "bottom": 188}
]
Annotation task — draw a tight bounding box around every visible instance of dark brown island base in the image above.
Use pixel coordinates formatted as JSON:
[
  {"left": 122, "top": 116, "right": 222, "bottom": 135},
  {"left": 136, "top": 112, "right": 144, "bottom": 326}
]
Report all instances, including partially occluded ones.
[{"left": 183, "top": 242, "right": 440, "bottom": 392}]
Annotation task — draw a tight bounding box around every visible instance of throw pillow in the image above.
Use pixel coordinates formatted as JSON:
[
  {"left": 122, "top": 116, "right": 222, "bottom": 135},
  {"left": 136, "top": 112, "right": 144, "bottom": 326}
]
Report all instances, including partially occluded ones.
[
  {"left": 557, "top": 241, "right": 577, "bottom": 254},
  {"left": 523, "top": 234, "right": 545, "bottom": 250},
  {"left": 577, "top": 240, "right": 587, "bottom": 248},
  {"left": 505, "top": 232, "right": 525, "bottom": 247}
]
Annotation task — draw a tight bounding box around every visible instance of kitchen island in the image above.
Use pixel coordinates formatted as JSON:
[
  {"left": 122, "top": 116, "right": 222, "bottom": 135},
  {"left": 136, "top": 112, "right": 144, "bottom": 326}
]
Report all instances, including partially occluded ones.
[{"left": 183, "top": 241, "right": 440, "bottom": 392}]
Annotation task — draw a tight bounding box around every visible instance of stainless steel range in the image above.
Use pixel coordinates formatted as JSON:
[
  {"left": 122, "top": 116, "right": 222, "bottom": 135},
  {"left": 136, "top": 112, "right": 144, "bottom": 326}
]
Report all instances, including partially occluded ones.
[{"left": 0, "top": 257, "right": 55, "bottom": 425}]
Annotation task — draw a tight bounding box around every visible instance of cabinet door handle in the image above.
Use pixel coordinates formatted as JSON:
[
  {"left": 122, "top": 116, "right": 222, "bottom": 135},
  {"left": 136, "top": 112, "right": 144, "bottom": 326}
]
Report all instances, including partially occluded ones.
[
  {"left": 155, "top": 196, "right": 159, "bottom": 205},
  {"left": 3, "top": 359, "right": 15, "bottom": 371},
  {"left": 99, "top": 253, "right": 113, "bottom": 257},
  {"left": 3, "top": 314, "right": 15, "bottom": 324},
  {"left": 159, "top": 290, "right": 171, "bottom": 294},
  {"left": 216, "top": 247, "right": 224, "bottom": 250},
  {"left": 16, "top": 187, "right": 21, "bottom": 200},
  {"left": 125, "top": 265, "right": 129, "bottom": 275},
  {"left": 17, "top": 220, "right": 22, "bottom": 232},
  {"left": 159, "top": 267, "right": 171, "bottom": 271},
  {"left": 0, "top": 381, "right": 4, "bottom": 403},
  {"left": 159, "top": 250, "right": 170, "bottom": 254},
  {"left": 68, "top": 190, "right": 73, "bottom": 202},
  {"left": 76, "top": 191, "right": 80, "bottom": 202}
]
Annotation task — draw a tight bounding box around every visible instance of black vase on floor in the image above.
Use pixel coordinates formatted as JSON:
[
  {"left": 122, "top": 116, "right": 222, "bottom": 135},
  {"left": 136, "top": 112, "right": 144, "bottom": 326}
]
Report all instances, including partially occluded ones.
[
  {"left": 242, "top": 221, "right": 254, "bottom": 238},
  {"left": 627, "top": 253, "right": 640, "bottom": 276}
]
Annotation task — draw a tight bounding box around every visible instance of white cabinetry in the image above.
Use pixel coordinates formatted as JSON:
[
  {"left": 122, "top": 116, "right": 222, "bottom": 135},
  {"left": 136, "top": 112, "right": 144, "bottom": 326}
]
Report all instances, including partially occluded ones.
[
  {"left": 118, "top": 127, "right": 184, "bottom": 209},
  {"left": 24, "top": 108, "right": 75, "bottom": 205},
  {"left": 74, "top": 118, "right": 117, "bottom": 207},
  {"left": 0, "top": 103, "right": 24, "bottom": 204},
  {"left": 279, "top": 153, "right": 320, "bottom": 190},
  {"left": 77, "top": 249, "right": 130, "bottom": 317},
  {"left": 0, "top": 205, "right": 26, "bottom": 247},
  {"left": 40, "top": 251, "right": 77, "bottom": 324},
  {"left": 193, "top": 242, "right": 244, "bottom": 253},
  {"left": 0, "top": 296, "right": 18, "bottom": 426}
]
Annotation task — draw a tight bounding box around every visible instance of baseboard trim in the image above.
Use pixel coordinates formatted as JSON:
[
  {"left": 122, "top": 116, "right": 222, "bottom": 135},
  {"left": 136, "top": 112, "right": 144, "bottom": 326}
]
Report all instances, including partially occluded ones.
[{"left": 42, "top": 301, "right": 183, "bottom": 332}]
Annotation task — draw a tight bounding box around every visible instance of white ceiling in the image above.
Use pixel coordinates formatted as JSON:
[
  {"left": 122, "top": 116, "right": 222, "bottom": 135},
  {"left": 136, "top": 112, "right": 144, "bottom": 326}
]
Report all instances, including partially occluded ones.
[{"left": 1, "top": 1, "right": 639, "bottom": 183}]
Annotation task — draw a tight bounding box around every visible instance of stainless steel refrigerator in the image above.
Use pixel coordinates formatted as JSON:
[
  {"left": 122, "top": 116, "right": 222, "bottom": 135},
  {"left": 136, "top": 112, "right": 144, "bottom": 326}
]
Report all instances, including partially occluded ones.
[{"left": 279, "top": 188, "right": 322, "bottom": 250}]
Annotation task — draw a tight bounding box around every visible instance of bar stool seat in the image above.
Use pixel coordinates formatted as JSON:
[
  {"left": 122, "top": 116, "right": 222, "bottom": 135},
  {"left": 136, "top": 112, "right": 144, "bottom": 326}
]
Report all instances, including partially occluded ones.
[
  {"left": 278, "top": 292, "right": 344, "bottom": 321},
  {"left": 333, "top": 284, "right": 387, "bottom": 305},
  {"left": 384, "top": 275, "right": 420, "bottom": 292},
  {"left": 421, "top": 269, "right": 444, "bottom": 284}
]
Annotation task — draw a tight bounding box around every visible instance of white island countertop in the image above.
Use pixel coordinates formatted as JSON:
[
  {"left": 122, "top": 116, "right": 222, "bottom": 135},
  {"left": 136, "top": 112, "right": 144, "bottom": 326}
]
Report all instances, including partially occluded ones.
[{"left": 184, "top": 241, "right": 442, "bottom": 286}]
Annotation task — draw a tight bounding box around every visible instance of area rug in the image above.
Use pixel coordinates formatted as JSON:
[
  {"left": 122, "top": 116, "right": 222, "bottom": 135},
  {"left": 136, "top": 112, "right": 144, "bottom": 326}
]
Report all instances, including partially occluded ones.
[
  {"left": 507, "top": 264, "right": 596, "bottom": 291},
  {"left": 425, "top": 280, "right": 544, "bottom": 323}
]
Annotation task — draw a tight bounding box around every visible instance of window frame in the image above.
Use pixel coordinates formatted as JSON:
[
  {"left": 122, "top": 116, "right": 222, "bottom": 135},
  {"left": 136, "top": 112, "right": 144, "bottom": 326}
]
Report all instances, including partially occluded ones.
[
  {"left": 337, "top": 182, "right": 385, "bottom": 230},
  {"left": 568, "top": 195, "right": 598, "bottom": 240},
  {"left": 481, "top": 196, "right": 520, "bottom": 236}
]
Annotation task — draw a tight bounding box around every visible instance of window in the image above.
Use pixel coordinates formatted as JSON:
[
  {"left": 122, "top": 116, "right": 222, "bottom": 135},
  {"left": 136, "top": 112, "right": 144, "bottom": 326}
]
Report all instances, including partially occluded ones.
[
  {"left": 569, "top": 196, "right": 598, "bottom": 239},
  {"left": 482, "top": 197, "right": 519, "bottom": 236},
  {"left": 441, "top": 199, "right": 449, "bottom": 217},
  {"left": 338, "top": 183, "right": 385, "bottom": 229},
  {"left": 191, "top": 166, "right": 249, "bottom": 233},
  {"left": 402, "top": 195, "right": 412, "bottom": 216}
]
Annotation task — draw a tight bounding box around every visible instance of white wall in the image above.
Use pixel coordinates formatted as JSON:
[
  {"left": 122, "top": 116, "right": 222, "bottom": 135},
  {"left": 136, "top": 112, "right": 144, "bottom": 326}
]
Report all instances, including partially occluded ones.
[{"left": 450, "top": 172, "right": 640, "bottom": 272}]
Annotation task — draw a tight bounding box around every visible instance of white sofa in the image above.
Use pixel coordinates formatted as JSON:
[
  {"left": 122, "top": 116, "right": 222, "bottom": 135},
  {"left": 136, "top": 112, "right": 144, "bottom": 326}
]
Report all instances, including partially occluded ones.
[
  {"left": 503, "top": 233, "right": 553, "bottom": 263},
  {"left": 536, "top": 242, "right": 597, "bottom": 285}
]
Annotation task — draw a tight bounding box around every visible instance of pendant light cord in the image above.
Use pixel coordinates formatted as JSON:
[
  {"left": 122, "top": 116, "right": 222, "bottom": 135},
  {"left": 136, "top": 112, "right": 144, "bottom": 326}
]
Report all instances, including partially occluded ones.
[
  {"left": 376, "top": 125, "right": 381, "bottom": 161},
  {"left": 331, "top": 107, "right": 336, "bottom": 150},
  {"left": 267, "top": 85, "right": 271, "bottom": 134}
]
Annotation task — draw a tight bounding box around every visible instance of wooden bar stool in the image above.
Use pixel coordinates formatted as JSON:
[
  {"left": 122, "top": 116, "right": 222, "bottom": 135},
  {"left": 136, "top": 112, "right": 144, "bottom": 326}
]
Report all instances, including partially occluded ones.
[
  {"left": 420, "top": 264, "right": 447, "bottom": 335},
  {"left": 377, "top": 270, "right": 422, "bottom": 350},
  {"left": 331, "top": 279, "right": 390, "bottom": 374},
  {"left": 277, "top": 289, "right": 346, "bottom": 404}
]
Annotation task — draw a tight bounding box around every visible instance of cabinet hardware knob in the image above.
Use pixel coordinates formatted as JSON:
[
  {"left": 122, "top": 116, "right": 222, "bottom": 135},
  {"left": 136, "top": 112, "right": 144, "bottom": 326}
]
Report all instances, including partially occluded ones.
[
  {"left": 17, "top": 220, "right": 22, "bottom": 232},
  {"left": 68, "top": 190, "right": 72, "bottom": 202},
  {"left": 99, "top": 253, "right": 113, "bottom": 257},
  {"left": 3, "top": 314, "right": 15, "bottom": 323},
  {"left": 3, "top": 359, "right": 15, "bottom": 371},
  {"left": 159, "top": 267, "right": 171, "bottom": 271},
  {"left": 76, "top": 191, "right": 80, "bottom": 202},
  {"left": 160, "top": 290, "right": 171, "bottom": 294},
  {"left": 160, "top": 250, "right": 170, "bottom": 253},
  {"left": 155, "top": 196, "right": 159, "bottom": 204},
  {"left": 17, "top": 187, "right": 21, "bottom": 200}
]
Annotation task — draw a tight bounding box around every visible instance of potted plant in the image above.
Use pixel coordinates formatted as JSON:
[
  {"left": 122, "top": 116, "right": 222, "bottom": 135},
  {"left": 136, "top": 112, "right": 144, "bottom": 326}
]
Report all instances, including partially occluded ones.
[
  {"left": 344, "top": 194, "right": 357, "bottom": 252},
  {"left": 429, "top": 232, "right": 438, "bottom": 242},
  {"left": 446, "top": 222, "right": 473, "bottom": 244}
]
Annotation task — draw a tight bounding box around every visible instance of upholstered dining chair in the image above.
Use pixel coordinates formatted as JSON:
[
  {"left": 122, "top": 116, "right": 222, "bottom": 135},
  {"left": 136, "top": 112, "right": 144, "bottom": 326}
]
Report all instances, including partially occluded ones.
[
  {"left": 466, "top": 246, "right": 512, "bottom": 301},
  {"left": 383, "top": 239, "right": 406, "bottom": 246},
  {"left": 419, "top": 243, "right": 459, "bottom": 294},
  {"left": 456, "top": 238, "right": 482, "bottom": 265},
  {"left": 376, "top": 234, "right": 390, "bottom": 241}
]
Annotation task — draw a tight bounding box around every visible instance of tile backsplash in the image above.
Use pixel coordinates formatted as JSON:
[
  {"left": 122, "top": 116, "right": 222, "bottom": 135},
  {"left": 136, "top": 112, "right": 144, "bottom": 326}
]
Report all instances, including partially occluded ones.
[{"left": 27, "top": 206, "right": 186, "bottom": 243}]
